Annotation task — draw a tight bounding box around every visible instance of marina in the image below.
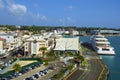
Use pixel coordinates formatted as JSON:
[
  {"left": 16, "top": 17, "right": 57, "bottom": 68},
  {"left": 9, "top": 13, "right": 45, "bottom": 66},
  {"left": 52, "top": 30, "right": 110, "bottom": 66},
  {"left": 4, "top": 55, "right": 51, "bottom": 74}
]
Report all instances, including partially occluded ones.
[
  {"left": 90, "top": 33, "right": 115, "bottom": 55},
  {"left": 80, "top": 36, "right": 120, "bottom": 80}
]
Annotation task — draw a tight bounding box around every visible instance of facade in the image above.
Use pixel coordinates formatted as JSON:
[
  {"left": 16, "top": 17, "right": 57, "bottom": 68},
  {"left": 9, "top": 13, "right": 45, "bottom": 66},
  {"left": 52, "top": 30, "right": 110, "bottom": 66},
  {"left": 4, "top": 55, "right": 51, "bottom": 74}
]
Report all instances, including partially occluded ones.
[
  {"left": 0, "top": 38, "right": 6, "bottom": 54},
  {"left": 0, "top": 33, "right": 22, "bottom": 51},
  {"left": 24, "top": 36, "right": 48, "bottom": 57},
  {"left": 69, "top": 30, "right": 79, "bottom": 35},
  {"left": 0, "top": 34, "right": 14, "bottom": 43}
]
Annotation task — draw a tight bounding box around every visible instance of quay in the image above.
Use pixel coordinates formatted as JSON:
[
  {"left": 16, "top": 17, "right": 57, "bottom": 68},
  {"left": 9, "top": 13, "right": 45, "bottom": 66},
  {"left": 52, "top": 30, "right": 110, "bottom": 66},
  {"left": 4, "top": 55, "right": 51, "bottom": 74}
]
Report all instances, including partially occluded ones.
[
  {"left": 63, "top": 43, "right": 109, "bottom": 80},
  {"left": 64, "top": 52, "right": 109, "bottom": 80}
]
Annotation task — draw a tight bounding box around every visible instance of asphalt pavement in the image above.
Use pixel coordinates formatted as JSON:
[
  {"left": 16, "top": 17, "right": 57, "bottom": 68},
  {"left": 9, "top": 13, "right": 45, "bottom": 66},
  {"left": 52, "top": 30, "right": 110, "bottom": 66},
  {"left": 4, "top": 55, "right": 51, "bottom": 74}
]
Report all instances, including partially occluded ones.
[
  {"left": 11, "top": 65, "right": 46, "bottom": 80},
  {"left": 65, "top": 52, "right": 106, "bottom": 80}
]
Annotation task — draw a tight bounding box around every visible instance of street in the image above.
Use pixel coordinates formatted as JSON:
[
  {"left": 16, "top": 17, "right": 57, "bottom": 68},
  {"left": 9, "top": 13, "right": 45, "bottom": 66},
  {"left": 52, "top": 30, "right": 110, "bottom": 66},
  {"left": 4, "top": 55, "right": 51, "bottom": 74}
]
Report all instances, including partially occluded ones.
[{"left": 65, "top": 52, "right": 107, "bottom": 80}]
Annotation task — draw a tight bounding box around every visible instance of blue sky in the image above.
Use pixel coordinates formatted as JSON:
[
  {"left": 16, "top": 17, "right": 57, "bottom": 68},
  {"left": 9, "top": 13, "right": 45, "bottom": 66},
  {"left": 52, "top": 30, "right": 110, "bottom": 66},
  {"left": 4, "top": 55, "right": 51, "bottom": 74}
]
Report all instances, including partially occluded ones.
[{"left": 0, "top": 0, "right": 120, "bottom": 28}]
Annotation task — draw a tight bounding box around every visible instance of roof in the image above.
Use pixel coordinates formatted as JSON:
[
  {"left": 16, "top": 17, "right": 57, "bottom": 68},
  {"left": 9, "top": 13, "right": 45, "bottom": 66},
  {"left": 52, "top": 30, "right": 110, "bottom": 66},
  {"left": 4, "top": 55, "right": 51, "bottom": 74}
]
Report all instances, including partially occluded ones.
[
  {"left": 54, "top": 37, "right": 79, "bottom": 51},
  {"left": 25, "top": 37, "right": 46, "bottom": 42},
  {"left": 0, "top": 38, "right": 6, "bottom": 41}
]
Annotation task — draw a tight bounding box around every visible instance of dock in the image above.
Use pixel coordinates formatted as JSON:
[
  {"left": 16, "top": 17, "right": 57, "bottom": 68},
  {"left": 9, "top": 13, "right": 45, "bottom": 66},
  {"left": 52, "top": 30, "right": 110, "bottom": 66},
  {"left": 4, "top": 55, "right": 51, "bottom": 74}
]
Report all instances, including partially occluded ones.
[{"left": 64, "top": 42, "right": 109, "bottom": 80}]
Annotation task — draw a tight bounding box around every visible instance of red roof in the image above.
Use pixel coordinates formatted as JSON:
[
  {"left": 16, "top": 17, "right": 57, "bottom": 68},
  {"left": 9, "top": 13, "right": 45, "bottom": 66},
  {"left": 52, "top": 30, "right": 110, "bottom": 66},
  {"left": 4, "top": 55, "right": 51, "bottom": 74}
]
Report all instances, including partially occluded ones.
[{"left": 0, "top": 38, "right": 6, "bottom": 41}]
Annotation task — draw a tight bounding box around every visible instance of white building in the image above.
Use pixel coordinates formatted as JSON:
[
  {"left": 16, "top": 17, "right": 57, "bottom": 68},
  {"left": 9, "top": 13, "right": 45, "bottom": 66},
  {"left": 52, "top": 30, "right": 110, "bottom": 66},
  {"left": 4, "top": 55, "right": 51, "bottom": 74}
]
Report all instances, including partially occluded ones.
[
  {"left": 24, "top": 36, "right": 49, "bottom": 57},
  {"left": 72, "top": 31, "right": 79, "bottom": 35},
  {"left": 54, "top": 37, "right": 80, "bottom": 54},
  {"left": 0, "top": 38, "right": 7, "bottom": 54},
  {"left": 0, "top": 33, "right": 22, "bottom": 51}
]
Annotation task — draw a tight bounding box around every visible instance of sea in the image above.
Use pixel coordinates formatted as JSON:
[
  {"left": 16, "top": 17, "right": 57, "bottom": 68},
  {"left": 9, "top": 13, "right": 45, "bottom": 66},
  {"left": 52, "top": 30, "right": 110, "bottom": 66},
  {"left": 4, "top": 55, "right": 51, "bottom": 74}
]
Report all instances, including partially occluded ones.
[{"left": 79, "top": 36, "right": 120, "bottom": 80}]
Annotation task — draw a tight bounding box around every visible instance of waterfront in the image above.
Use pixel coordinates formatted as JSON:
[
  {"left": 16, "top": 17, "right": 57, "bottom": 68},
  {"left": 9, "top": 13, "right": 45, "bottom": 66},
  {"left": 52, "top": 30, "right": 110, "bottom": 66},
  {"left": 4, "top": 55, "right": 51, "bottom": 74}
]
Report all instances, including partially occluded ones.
[{"left": 80, "top": 36, "right": 120, "bottom": 80}]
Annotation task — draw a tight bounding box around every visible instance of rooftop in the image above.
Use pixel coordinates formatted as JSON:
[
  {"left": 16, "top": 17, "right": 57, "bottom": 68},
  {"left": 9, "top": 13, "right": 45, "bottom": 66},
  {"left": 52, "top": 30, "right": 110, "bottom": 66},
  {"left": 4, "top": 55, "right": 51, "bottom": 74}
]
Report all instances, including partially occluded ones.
[
  {"left": 0, "top": 38, "right": 6, "bottom": 41},
  {"left": 54, "top": 37, "right": 79, "bottom": 51}
]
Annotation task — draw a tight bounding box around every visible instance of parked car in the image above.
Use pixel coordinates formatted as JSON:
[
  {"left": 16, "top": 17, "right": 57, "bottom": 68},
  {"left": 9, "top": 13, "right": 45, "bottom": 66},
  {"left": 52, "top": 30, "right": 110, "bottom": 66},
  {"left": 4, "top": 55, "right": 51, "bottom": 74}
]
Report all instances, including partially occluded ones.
[
  {"left": 1, "top": 78, "right": 8, "bottom": 80},
  {"left": 33, "top": 74, "right": 39, "bottom": 79},
  {"left": 39, "top": 71, "right": 45, "bottom": 76},
  {"left": 7, "top": 75, "right": 14, "bottom": 79}
]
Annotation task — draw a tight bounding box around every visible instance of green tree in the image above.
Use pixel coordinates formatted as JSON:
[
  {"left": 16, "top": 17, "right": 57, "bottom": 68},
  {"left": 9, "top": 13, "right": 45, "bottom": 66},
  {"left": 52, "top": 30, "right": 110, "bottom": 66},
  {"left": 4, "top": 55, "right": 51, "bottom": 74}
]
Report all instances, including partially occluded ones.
[
  {"left": 82, "top": 60, "right": 88, "bottom": 67},
  {"left": 76, "top": 55, "right": 84, "bottom": 64},
  {"left": 67, "top": 64, "right": 74, "bottom": 70},
  {"left": 46, "top": 50, "right": 55, "bottom": 57},
  {"left": 39, "top": 47, "right": 47, "bottom": 57},
  {"left": 24, "top": 32, "right": 29, "bottom": 35},
  {"left": 12, "top": 63, "right": 21, "bottom": 72},
  {"left": 66, "top": 52, "right": 73, "bottom": 56}
]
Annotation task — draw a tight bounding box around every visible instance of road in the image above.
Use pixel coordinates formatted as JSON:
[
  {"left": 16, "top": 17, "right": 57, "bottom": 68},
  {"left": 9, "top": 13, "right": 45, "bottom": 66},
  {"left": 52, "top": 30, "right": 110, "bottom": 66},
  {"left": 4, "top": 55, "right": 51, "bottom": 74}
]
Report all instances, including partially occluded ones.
[
  {"left": 81, "top": 59, "right": 102, "bottom": 80},
  {"left": 66, "top": 52, "right": 103, "bottom": 80},
  {"left": 66, "top": 69, "right": 84, "bottom": 80}
]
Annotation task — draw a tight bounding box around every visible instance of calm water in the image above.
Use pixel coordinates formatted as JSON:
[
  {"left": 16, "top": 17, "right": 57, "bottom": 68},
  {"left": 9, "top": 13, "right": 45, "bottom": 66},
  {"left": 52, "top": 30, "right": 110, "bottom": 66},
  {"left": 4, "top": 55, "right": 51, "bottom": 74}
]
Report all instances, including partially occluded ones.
[{"left": 79, "top": 36, "right": 120, "bottom": 80}]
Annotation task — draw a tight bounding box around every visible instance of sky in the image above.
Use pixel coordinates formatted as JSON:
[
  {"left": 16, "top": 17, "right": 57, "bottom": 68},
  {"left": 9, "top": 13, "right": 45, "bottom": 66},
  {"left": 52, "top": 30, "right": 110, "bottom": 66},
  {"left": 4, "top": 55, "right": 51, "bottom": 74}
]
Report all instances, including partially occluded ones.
[{"left": 0, "top": 0, "right": 120, "bottom": 28}]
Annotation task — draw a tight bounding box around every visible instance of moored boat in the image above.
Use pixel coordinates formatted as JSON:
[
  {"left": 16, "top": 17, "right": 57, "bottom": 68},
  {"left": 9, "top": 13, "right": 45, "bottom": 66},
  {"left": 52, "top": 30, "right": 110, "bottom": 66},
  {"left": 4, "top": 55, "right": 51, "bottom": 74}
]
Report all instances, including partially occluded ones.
[{"left": 91, "top": 32, "right": 115, "bottom": 55}]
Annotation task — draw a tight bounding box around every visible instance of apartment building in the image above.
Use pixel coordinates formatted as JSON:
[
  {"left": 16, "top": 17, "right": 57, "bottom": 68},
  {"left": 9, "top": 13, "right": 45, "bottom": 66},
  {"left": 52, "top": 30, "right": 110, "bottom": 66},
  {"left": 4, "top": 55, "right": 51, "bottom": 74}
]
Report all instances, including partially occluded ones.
[
  {"left": 0, "top": 33, "right": 22, "bottom": 51},
  {"left": 0, "top": 38, "right": 7, "bottom": 54},
  {"left": 24, "top": 36, "right": 48, "bottom": 57}
]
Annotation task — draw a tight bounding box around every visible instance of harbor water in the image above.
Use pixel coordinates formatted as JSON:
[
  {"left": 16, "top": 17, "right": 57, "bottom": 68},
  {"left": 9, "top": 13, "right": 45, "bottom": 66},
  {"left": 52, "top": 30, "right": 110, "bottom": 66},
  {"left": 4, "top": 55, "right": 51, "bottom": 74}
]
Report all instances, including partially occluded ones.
[{"left": 79, "top": 36, "right": 120, "bottom": 80}]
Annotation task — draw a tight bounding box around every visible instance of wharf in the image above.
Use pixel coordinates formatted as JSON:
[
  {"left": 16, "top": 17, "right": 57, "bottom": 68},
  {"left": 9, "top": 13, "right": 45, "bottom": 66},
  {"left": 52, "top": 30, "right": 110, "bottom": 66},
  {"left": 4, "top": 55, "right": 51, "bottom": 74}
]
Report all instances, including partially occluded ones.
[{"left": 64, "top": 42, "right": 109, "bottom": 80}]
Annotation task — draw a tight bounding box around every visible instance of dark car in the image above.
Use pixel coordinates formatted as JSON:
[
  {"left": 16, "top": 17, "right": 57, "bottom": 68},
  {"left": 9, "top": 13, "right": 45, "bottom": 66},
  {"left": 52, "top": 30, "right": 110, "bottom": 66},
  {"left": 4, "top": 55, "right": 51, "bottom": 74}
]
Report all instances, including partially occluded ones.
[
  {"left": 7, "top": 75, "right": 14, "bottom": 79},
  {"left": 1, "top": 78, "right": 8, "bottom": 80},
  {"left": 11, "top": 72, "right": 19, "bottom": 77},
  {"left": 33, "top": 74, "right": 39, "bottom": 78}
]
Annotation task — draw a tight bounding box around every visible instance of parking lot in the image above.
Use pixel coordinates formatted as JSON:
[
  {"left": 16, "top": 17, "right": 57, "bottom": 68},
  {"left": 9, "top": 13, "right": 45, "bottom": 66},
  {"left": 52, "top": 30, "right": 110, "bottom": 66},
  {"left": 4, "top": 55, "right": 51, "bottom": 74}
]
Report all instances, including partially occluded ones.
[{"left": 13, "top": 65, "right": 46, "bottom": 80}]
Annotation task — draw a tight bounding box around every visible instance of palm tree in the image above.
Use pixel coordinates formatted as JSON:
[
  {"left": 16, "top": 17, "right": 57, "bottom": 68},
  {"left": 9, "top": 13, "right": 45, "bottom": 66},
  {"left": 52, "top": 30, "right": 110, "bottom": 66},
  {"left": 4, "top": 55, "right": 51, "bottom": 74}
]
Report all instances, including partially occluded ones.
[
  {"left": 66, "top": 52, "right": 73, "bottom": 56},
  {"left": 12, "top": 63, "right": 21, "bottom": 72},
  {"left": 82, "top": 60, "right": 88, "bottom": 67},
  {"left": 76, "top": 54, "right": 84, "bottom": 66},
  {"left": 39, "top": 47, "right": 47, "bottom": 57}
]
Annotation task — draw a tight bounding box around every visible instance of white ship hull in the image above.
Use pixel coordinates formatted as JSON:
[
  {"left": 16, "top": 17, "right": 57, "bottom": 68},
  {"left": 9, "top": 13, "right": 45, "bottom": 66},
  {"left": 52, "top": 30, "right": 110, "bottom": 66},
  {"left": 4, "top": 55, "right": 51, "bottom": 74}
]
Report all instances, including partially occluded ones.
[{"left": 91, "top": 34, "right": 115, "bottom": 55}]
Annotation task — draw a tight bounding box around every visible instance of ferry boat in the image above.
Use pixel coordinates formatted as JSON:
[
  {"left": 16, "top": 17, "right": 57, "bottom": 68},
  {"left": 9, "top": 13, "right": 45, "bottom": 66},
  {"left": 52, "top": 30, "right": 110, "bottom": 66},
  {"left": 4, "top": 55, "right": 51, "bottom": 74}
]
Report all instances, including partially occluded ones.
[{"left": 91, "top": 32, "right": 115, "bottom": 55}]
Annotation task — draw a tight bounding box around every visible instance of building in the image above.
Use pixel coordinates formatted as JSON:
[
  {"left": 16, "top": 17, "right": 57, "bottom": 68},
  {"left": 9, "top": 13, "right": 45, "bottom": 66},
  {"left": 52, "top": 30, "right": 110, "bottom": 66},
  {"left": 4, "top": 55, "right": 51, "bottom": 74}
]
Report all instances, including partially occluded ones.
[
  {"left": 69, "top": 30, "right": 79, "bottom": 35},
  {"left": 0, "top": 38, "right": 7, "bottom": 54},
  {"left": 91, "top": 30, "right": 120, "bottom": 35},
  {"left": 0, "top": 33, "right": 14, "bottom": 43},
  {"left": 54, "top": 37, "right": 80, "bottom": 54},
  {"left": 24, "top": 36, "right": 48, "bottom": 57},
  {"left": 0, "top": 33, "right": 22, "bottom": 51}
]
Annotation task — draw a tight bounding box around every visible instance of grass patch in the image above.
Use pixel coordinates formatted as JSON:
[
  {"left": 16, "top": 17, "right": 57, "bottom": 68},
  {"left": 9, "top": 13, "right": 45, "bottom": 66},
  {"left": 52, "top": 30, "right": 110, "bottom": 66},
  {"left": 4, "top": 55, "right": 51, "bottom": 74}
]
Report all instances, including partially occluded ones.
[
  {"left": 51, "top": 68, "right": 67, "bottom": 80},
  {"left": 1, "top": 58, "right": 43, "bottom": 78}
]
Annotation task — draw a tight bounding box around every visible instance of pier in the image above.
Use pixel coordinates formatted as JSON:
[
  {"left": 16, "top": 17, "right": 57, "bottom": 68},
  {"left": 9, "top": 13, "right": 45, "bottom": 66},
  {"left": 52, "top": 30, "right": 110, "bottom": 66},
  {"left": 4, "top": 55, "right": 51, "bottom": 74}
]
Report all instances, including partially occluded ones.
[{"left": 64, "top": 42, "right": 109, "bottom": 80}]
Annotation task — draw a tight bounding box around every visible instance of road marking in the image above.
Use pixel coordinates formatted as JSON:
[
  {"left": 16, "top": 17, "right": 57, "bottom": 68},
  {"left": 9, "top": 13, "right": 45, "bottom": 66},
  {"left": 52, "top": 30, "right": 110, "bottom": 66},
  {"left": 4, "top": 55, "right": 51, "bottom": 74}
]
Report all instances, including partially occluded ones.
[
  {"left": 94, "top": 53, "right": 105, "bottom": 80},
  {"left": 77, "top": 62, "right": 90, "bottom": 80},
  {"left": 63, "top": 68, "right": 78, "bottom": 80}
]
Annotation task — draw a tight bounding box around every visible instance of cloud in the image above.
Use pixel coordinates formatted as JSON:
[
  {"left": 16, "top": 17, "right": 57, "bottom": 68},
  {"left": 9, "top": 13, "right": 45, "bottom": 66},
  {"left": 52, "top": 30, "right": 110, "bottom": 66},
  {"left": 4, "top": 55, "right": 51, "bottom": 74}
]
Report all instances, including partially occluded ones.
[
  {"left": 59, "top": 17, "right": 75, "bottom": 26},
  {"left": 66, "top": 5, "right": 73, "bottom": 11},
  {"left": 40, "top": 15, "right": 47, "bottom": 20},
  {"left": 59, "top": 17, "right": 74, "bottom": 23},
  {"left": 0, "top": 0, "right": 4, "bottom": 9},
  {"left": 67, "top": 17, "right": 73, "bottom": 22},
  {"left": 36, "top": 13, "right": 47, "bottom": 21},
  {"left": 7, "top": 0, "right": 27, "bottom": 16}
]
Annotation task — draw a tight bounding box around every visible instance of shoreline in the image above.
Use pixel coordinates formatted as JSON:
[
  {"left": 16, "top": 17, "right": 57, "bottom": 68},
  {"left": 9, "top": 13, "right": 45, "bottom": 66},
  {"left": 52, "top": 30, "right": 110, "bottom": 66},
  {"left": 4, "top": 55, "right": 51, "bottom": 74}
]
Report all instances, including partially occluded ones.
[
  {"left": 75, "top": 34, "right": 120, "bottom": 36},
  {"left": 94, "top": 52, "right": 109, "bottom": 80}
]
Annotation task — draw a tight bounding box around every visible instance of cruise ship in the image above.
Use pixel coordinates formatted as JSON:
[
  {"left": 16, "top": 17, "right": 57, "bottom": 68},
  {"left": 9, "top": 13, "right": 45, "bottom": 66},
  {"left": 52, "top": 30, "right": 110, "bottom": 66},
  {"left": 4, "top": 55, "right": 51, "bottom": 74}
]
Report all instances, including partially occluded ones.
[{"left": 91, "top": 32, "right": 115, "bottom": 55}]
